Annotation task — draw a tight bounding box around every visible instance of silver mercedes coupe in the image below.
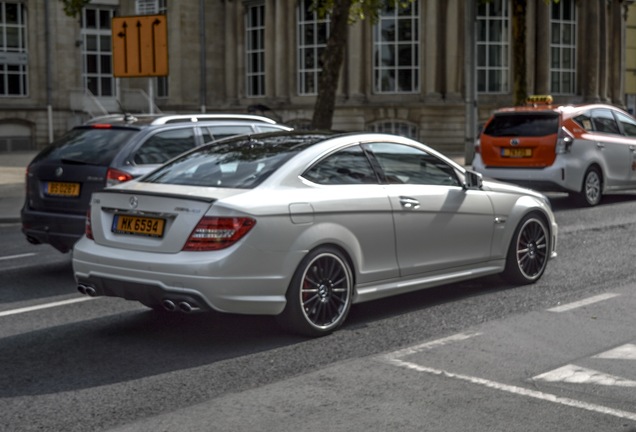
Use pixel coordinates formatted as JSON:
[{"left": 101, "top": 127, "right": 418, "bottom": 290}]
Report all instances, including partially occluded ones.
[{"left": 73, "top": 131, "right": 558, "bottom": 337}]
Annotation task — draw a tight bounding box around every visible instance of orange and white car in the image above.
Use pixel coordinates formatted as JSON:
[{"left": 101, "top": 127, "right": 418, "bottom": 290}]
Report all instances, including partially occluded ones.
[{"left": 472, "top": 96, "right": 636, "bottom": 206}]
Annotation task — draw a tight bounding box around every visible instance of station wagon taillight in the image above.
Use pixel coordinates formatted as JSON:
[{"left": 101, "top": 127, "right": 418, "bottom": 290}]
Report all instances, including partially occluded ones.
[
  {"left": 106, "top": 168, "right": 134, "bottom": 187},
  {"left": 555, "top": 127, "right": 575, "bottom": 154},
  {"left": 183, "top": 217, "right": 256, "bottom": 251}
]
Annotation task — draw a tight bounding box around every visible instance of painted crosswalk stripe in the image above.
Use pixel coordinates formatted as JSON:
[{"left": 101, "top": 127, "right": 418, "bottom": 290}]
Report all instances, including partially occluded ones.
[
  {"left": 533, "top": 364, "right": 636, "bottom": 387},
  {"left": 0, "top": 297, "right": 95, "bottom": 318},
  {"left": 594, "top": 344, "right": 636, "bottom": 360}
]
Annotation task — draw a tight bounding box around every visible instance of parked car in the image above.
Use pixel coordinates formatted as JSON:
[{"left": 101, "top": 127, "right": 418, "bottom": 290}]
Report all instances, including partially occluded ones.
[
  {"left": 73, "top": 130, "right": 558, "bottom": 337},
  {"left": 21, "top": 113, "right": 292, "bottom": 252},
  {"left": 473, "top": 96, "right": 636, "bottom": 206}
]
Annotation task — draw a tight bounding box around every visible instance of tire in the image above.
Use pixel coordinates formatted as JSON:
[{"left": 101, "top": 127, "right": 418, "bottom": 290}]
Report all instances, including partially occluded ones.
[
  {"left": 577, "top": 167, "right": 602, "bottom": 206},
  {"left": 502, "top": 214, "right": 550, "bottom": 285},
  {"left": 276, "top": 246, "right": 353, "bottom": 337}
]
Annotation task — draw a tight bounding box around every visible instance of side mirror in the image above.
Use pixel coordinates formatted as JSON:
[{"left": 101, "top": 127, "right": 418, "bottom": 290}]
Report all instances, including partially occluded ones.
[{"left": 463, "top": 170, "right": 483, "bottom": 190}]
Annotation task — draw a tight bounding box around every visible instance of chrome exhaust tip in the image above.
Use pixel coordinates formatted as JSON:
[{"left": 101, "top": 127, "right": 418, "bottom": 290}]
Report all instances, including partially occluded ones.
[
  {"left": 77, "top": 284, "right": 87, "bottom": 295},
  {"left": 85, "top": 286, "right": 97, "bottom": 297},
  {"left": 178, "top": 301, "right": 199, "bottom": 313},
  {"left": 162, "top": 299, "right": 176, "bottom": 312}
]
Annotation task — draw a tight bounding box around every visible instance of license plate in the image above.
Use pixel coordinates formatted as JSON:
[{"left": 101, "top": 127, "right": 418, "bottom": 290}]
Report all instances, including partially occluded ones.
[
  {"left": 502, "top": 148, "right": 532, "bottom": 158},
  {"left": 46, "top": 182, "right": 80, "bottom": 197},
  {"left": 112, "top": 215, "right": 165, "bottom": 237}
]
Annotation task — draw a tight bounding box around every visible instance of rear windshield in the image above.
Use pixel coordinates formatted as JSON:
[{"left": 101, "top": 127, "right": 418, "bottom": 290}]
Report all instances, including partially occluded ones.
[
  {"left": 483, "top": 112, "right": 560, "bottom": 137},
  {"left": 142, "top": 132, "right": 329, "bottom": 189},
  {"left": 32, "top": 127, "right": 138, "bottom": 166}
]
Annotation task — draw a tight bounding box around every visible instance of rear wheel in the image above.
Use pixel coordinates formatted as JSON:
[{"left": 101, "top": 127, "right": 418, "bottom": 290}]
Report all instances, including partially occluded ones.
[
  {"left": 502, "top": 214, "right": 550, "bottom": 285},
  {"left": 276, "top": 246, "right": 353, "bottom": 337},
  {"left": 577, "top": 167, "right": 602, "bottom": 206}
]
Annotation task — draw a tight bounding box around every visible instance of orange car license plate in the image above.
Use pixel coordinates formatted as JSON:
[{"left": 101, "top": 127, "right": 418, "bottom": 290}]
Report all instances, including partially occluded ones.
[
  {"left": 502, "top": 148, "right": 532, "bottom": 158},
  {"left": 46, "top": 181, "right": 80, "bottom": 197},
  {"left": 112, "top": 215, "right": 165, "bottom": 237}
]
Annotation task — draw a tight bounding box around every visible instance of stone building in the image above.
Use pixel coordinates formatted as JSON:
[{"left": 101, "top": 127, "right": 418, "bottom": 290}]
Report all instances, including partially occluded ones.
[{"left": 0, "top": 0, "right": 634, "bottom": 158}]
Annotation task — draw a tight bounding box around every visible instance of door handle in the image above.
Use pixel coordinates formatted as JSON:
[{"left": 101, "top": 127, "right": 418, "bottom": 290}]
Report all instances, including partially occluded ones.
[
  {"left": 399, "top": 196, "right": 420, "bottom": 209},
  {"left": 596, "top": 142, "right": 605, "bottom": 149}
]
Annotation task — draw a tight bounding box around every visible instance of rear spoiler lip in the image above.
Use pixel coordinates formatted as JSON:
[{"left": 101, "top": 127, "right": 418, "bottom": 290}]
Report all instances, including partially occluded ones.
[{"left": 97, "top": 188, "right": 218, "bottom": 204}]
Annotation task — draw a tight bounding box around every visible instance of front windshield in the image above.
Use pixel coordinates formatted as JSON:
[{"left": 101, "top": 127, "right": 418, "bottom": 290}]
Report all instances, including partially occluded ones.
[{"left": 142, "top": 133, "right": 329, "bottom": 189}]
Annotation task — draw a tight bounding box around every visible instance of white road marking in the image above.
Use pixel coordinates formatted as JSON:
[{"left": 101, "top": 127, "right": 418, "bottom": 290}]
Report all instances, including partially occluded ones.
[
  {"left": 384, "top": 332, "right": 482, "bottom": 359},
  {"left": 0, "top": 297, "right": 95, "bottom": 318},
  {"left": 594, "top": 344, "right": 636, "bottom": 360},
  {"left": 381, "top": 331, "right": 636, "bottom": 422},
  {"left": 547, "top": 293, "right": 620, "bottom": 312},
  {"left": 0, "top": 253, "right": 37, "bottom": 262},
  {"left": 381, "top": 355, "right": 636, "bottom": 422},
  {"left": 533, "top": 364, "right": 636, "bottom": 387}
]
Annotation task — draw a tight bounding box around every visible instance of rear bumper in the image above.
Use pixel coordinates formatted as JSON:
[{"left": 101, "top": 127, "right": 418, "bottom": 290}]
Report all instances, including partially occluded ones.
[
  {"left": 472, "top": 154, "right": 582, "bottom": 194},
  {"left": 20, "top": 206, "right": 85, "bottom": 253}
]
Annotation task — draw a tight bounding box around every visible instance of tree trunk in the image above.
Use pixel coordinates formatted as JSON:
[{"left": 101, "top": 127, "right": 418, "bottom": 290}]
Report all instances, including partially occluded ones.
[
  {"left": 511, "top": 0, "right": 527, "bottom": 105},
  {"left": 311, "top": 0, "right": 352, "bottom": 130}
]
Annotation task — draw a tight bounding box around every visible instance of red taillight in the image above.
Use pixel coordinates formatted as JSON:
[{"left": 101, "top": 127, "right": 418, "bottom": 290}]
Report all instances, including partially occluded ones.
[
  {"left": 85, "top": 207, "right": 93, "bottom": 240},
  {"left": 106, "top": 168, "right": 134, "bottom": 187},
  {"left": 90, "top": 123, "right": 113, "bottom": 129},
  {"left": 183, "top": 217, "right": 256, "bottom": 251}
]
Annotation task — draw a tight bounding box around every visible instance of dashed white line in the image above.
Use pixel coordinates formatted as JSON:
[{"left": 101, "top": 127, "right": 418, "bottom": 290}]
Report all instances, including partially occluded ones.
[
  {"left": 0, "top": 297, "right": 95, "bottom": 318},
  {"left": 547, "top": 293, "right": 620, "bottom": 312},
  {"left": 0, "top": 253, "right": 37, "bottom": 262}
]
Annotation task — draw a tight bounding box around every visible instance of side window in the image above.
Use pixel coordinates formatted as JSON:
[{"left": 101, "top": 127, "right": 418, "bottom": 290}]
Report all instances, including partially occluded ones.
[
  {"left": 591, "top": 109, "right": 620, "bottom": 135},
  {"left": 573, "top": 112, "right": 593, "bottom": 131},
  {"left": 133, "top": 128, "right": 197, "bottom": 165},
  {"left": 205, "top": 125, "right": 254, "bottom": 141},
  {"left": 366, "top": 142, "right": 461, "bottom": 187},
  {"left": 303, "top": 145, "right": 378, "bottom": 185},
  {"left": 615, "top": 112, "right": 636, "bottom": 138}
]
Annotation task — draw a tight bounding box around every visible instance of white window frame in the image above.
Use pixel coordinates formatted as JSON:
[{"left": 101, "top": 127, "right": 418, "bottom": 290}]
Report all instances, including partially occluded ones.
[
  {"left": 297, "top": 0, "right": 330, "bottom": 96},
  {"left": 550, "top": 0, "right": 576, "bottom": 95},
  {"left": 81, "top": 6, "right": 116, "bottom": 97},
  {"left": 476, "top": 0, "right": 509, "bottom": 94},
  {"left": 369, "top": 120, "right": 418, "bottom": 139},
  {"left": 373, "top": 1, "right": 420, "bottom": 94},
  {"left": 0, "top": 2, "right": 27, "bottom": 97},
  {"left": 246, "top": 2, "right": 265, "bottom": 97}
]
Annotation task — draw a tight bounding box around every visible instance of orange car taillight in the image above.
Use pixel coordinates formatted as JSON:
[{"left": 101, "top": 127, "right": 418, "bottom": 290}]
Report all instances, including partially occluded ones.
[
  {"left": 85, "top": 207, "right": 94, "bottom": 240},
  {"left": 183, "top": 217, "right": 256, "bottom": 251},
  {"left": 555, "top": 126, "right": 574, "bottom": 154},
  {"left": 106, "top": 168, "right": 134, "bottom": 187}
]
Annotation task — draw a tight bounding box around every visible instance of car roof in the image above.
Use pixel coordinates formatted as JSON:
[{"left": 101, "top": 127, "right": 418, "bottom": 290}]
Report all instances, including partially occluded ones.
[
  {"left": 83, "top": 113, "right": 280, "bottom": 127},
  {"left": 492, "top": 98, "right": 632, "bottom": 119}
]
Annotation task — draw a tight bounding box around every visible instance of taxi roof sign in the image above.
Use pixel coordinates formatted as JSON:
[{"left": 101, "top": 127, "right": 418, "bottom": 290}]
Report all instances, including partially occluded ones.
[{"left": 526, "top": 95, "right": 553, "bottom": 105}]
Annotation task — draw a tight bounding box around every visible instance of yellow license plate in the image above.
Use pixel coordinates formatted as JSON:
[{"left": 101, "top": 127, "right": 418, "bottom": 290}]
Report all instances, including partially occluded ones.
[
  {"left": 502, "top": 148, "right": 532, "bottom": 158},
  {"left": 113, "top": 215, "right": 165, "bottom": 237},
  {"left": 47, "top": 182, "right": 80, "bottom": 197}
]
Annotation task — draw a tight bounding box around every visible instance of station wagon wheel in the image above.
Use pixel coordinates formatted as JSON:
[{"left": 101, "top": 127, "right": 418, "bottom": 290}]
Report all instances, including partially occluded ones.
[
  {"left": 578, "top": 167, "right": 602, "bottom": 206},
  {"left": 277, "top": 247, "right": 353, "bottom": 337},
  {"left": 502, "top": 214, "right": 549, "bottom": 285}
]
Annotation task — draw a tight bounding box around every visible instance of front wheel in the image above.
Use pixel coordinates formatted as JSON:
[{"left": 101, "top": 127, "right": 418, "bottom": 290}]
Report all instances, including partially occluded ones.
[
  {"left": 276, "top": 246, "right": 353, "bottom": 337},
  {"left": 502, "top": 214, "right": 550, "bottom": 285}
]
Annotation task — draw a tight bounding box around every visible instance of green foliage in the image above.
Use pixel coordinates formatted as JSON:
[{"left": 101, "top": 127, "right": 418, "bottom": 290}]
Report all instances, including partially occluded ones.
[
  {"left": 59, "top": 0, "right": 91, "bottom": 18},
  {"left": 311, "top": 0, "right": 414, "bottom": 24}
]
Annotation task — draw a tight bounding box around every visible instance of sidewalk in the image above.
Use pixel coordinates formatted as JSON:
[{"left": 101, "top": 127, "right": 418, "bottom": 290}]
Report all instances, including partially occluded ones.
[{"left": 0, "top": 151, "right": 35, "bottom": 224}]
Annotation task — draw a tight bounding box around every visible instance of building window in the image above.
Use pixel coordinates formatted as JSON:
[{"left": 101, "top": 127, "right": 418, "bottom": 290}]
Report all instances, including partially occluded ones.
[
  {"left": 477, "top": 0, "right": 509, "bottom": 93},
  {"left": 369, "top": 120, "right": 418, "bottom": 139},
  {"left": 373, "top": 1, "right": 419, "bottom": 94},
  {"left": 550, "top": 0, "right": 576, "bottom": 95},
  {"left": 136, "top": 0, "right": 168, "bottom": 98},
  {"left": 297, "top": 0, "right": 330, "bottom": 96},
  {"left": 246, "top": 3, "right": 265, "bottom": 97},
  {"left": 81, "top": 6, "right": 115, "bottom": 97},
  {"left": 0, "top": 2, "right": 27, "bottom": 97},
  {"left": 136, "top": 0, "right": 166, "bottom": 15}
]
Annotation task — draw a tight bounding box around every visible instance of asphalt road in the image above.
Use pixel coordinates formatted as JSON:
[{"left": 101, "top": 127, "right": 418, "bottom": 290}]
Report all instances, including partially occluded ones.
[{"left": 2, "top": 193, "right": 636, "bottom": 431}]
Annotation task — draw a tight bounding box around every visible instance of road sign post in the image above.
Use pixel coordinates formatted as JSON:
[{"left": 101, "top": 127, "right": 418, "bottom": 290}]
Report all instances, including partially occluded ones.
[{"left": 112, "top": 15, "right": 168, "bottom": 78}]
